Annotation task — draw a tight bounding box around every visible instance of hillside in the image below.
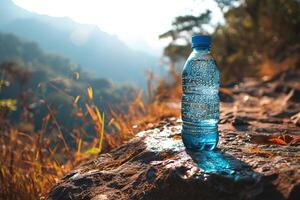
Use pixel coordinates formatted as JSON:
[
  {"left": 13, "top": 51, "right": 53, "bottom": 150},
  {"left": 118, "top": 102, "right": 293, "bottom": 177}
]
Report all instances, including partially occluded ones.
[
  {"left": 0, "top": 0, "right": 161, "bottom": 87},
  {"left": 0, "top": 32, "right": 136, "bottom": 132}
]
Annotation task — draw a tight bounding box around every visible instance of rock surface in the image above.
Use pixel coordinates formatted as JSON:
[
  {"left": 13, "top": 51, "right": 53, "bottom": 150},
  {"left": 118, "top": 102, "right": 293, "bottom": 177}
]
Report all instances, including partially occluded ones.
[{"left": 47, "top": 70, "right": 300, "bottom": 200}]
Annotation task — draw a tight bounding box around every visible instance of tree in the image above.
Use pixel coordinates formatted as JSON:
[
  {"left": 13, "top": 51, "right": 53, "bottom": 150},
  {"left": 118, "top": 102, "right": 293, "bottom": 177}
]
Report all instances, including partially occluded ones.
[
  {"left": 160, "top": 0, "right": 300, "bottom": 82},
  {"left": 159, "top": 10, "right": 211, "bottom": 62}
]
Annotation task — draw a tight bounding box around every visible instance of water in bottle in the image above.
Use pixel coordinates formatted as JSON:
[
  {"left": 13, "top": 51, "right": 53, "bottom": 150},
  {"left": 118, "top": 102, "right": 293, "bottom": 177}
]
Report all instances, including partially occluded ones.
[{"left": 181, "top": 35, "right": 220, "bottom": 152}]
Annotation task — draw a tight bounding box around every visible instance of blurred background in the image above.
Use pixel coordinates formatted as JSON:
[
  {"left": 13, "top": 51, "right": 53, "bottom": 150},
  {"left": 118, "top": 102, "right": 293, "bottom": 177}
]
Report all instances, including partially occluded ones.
[{"left": 0, "top": 0, "right": 299, "bottom": 199}]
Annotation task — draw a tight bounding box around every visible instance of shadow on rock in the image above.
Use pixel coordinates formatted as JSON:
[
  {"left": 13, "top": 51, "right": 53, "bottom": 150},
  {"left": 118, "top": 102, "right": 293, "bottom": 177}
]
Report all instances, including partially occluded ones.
[{"left": 182, "top": 150, "right": 286, "bottom": 200}]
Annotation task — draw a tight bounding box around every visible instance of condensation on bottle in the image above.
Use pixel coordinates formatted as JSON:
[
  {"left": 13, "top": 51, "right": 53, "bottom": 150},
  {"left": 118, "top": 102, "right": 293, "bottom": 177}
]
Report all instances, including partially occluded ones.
[{"left": 181, "top": 34, "right": 220, "bottom": 152}]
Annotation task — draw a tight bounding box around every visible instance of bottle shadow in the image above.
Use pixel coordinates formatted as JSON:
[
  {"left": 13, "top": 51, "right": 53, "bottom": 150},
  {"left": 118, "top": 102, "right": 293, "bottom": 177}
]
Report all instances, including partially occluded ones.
[
  {"left": 187, "top": 149, "right": 245, "bottom": 175},
  {"left": 186, "top": 149, "right": 286, "bottom": 200}
]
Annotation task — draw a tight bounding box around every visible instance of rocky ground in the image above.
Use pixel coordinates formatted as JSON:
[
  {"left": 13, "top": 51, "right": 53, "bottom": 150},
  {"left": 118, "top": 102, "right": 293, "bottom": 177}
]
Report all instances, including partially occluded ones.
[{"left": 47, "top": 69, "right": 300, "bottom": 200}]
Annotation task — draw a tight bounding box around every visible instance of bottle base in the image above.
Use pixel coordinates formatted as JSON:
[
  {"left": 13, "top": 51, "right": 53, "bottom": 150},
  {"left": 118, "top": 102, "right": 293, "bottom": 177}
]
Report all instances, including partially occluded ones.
[{"left": 181, "top": 131, "right": 219, "bottom": 152}]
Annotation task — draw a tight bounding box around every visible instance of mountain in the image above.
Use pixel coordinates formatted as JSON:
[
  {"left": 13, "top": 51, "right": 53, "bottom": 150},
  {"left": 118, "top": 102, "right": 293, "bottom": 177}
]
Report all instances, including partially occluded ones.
[{"left": 0, "top": 0, "right": 161, "bottom": 87}]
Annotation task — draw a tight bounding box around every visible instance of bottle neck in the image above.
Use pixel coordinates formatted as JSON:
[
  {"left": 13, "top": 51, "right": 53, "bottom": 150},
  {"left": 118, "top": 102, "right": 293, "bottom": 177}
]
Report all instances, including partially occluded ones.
[{"left": 192, "top": 46, "right": 211, "bottom": 53}]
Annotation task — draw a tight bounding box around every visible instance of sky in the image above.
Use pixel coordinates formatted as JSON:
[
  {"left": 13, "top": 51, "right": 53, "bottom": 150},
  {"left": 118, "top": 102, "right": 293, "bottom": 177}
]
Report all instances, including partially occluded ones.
[{"left": 12, "top": 0, "right": 223, "bottom": 55}]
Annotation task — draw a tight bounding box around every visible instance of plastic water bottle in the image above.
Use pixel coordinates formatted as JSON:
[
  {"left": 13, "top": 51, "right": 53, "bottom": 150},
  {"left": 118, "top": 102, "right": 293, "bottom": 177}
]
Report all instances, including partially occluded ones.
[{"left": 181, "top": 35, "right": 220, "bottom": 152}]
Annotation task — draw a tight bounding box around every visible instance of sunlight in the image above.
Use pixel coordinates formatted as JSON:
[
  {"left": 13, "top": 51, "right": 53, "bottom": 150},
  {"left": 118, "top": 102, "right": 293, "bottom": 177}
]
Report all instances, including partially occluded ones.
[
  {"left": 12, "top": 0, "right": 223, "bottom": 53},
  {"left": 1, "top": 0, "right": 299, "bottom": 198}
]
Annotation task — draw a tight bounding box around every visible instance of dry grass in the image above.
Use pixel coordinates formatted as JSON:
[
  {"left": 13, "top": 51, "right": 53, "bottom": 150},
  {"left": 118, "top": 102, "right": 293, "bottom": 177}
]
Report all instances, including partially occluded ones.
[
  {"left": 106, "top": 66, "right": 181, "bottom": 147},
  {"left": 0, "top": 84, "right": 106, "bottom": 199}
]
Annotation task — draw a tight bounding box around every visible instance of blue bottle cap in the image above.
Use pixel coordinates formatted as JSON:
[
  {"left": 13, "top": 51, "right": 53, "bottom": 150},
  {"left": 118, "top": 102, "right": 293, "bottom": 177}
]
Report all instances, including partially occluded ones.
[{"left": 191, "top": 35, "right": 211, "bottom": 48}]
